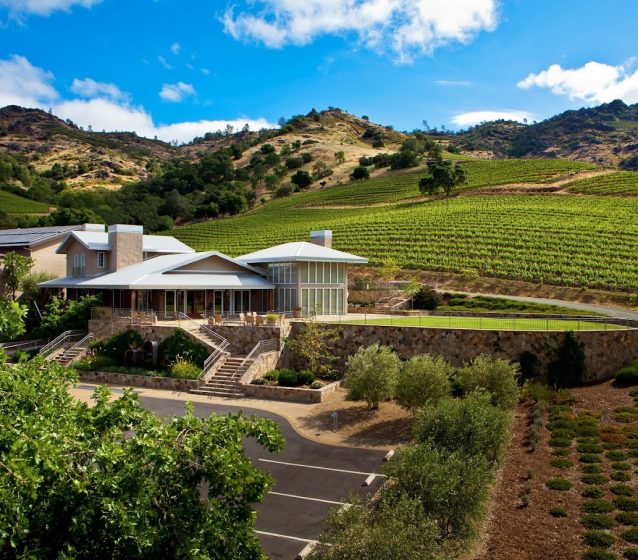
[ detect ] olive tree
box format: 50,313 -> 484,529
396,354 -> 453,411
454,354 -> 520,410
0,356 -> 284,559
345,344 -> 400,409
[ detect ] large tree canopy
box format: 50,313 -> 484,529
0,356 -> 284,559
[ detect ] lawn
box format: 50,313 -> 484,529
331,315 -> 623,331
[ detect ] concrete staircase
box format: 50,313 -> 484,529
50,333 -> 95,366
191,356 -> 253,398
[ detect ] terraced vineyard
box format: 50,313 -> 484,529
0,189 -> 50,214
298,159 -> 598,207
566,171 -> 638,195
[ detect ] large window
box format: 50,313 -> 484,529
274,288 -> 297,313
72,253 -> 86,276
302,262 -> 345,285
300,288 -> 344,316
267,262 -> 297,285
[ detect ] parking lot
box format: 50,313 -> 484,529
134,393 -> 387,559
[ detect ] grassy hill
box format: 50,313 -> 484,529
169,159 -> 638,293
0,189 -> 50,214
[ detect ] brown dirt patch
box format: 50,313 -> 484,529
298,387 -> 414,448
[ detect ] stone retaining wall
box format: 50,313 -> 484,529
79,370 -> 199,392
286,323 -> 638,382
242,381 -> 340,403
205,325 -> 281,354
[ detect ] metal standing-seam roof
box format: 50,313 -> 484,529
38,251 -> 274,290
238,242 -> 368,264
56,231 -> 195,254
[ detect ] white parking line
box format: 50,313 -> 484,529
269,491 -> 345,505
259,458 -> 384,477
255,530 -> 318,544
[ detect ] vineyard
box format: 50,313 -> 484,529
298,159 -> 599,207
168,158 -> 638,292
0,189 -> 50,214
566,171 -> 638,195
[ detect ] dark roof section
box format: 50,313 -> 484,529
0,225 -> 84,249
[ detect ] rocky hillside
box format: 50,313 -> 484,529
456,100 -> 638,168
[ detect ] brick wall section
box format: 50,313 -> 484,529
286,323 -> 638,382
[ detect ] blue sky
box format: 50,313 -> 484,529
1,0 -> 637,143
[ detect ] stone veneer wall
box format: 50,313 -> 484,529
285,322 -> 638,382
242,381 -> 340,403
79,371 -> 199,392
204,325 -> 281,354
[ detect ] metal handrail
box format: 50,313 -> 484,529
64,332 -> 95,356
233,338 -> 280,380
0,339 -> 49,355
177,312 -> 229,350
39,330 -> 85,357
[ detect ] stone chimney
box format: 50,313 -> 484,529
108,224 -> 143,271
310,230 -> 332,249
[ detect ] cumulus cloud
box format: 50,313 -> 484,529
222,0 -> 499,63
0,55 -> 275,144
0,0 -> 100,17
517,61 -> 638,105
159,82 -> 196,103
451,110 -> 534,127
70,78 -> 129,102
170,42 -> 181,55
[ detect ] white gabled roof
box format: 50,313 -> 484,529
39,251 -> 273,290
57,231 -> 195,254
238,241 -> 368,264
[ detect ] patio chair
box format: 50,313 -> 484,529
245,314 -> 254,326
215,313 -> 223,325
255,315 -> 264,326
239,312 -> 246,324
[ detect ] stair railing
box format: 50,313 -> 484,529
231,338 -> 280,381
62,332 -> 95,359
177,312 -> 230,352
39,330 -> 86,358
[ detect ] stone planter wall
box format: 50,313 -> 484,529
241,381 -> 340,403
239,351 -> 281,385
79,370 -> 199,392
287,322 -> 638,383
204,325 -> 282,354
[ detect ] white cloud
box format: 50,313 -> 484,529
222,0 -> 499,63
159,82 -> 196,103
70,78 -> 129,102
201,68 -> 210,75
0,0 -> 100,17
435,79 -> 472,87
517,61 -> 638,105
451,110 -> 534,127
0,54 -> 276,144
170,42 -> 181,55
158,55 -> 173,70
0,55 -> 58,107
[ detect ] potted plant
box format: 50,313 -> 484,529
293,306 -> 302,318
265,312 -> 279,325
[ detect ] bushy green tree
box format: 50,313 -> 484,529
0,355 -> 284,559
418,155 -> 467,198
454,355 -> 520,409
1,251 -> 33,300
0,299 -> 27,340
345,344 -> 400,409
310,495 -> 440,560
413,392 -> 510,466
34,295 -> 102,339
350,166 -> 370,181
396,355 -> 453,411
290,170 -> 313,189
383,442 -> 491,540
284,321 -> 339,379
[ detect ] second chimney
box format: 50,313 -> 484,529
108,224 -> 143,271
310,230 -> 332,249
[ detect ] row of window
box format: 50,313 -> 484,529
301,288 -> 345,316
267,262 -> 297,285
267,262 -> 346,285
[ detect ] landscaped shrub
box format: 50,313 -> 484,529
583,465 -> 604,474
583,487 -> 606,499
158,329 -> 208,367
553,448 -> 571,457
550,505 -> 568,517
623,549 -> 638,560
580,454 -> 603,464
618,513 -> 638,526
612,462 -> 632,471
624,528 -> 638,544
345,344 -> 400,409
549,437 -> 572,448
614,497 -> 638,512
453,355 -> 519,410
582,474 -> 610,485
550,458 -> 574,469
413,391 -> 509,466
546,478 -> 572,491
74,354 -> 116,371
412,287 -> 441,310
277,369 -> 315,387
612,485 -> 636,497
607,450 -> 629,460
583,500 -> 615,514
169,357 -> 201,379
612,472 -> 632,482
583,530 -> 615,548
35,295 -> 102,339
581,514 -> 617,529
579,443 -> 605,453
395,354 -> 452,411
615,359 -> 638,386
582,550 -> 617,560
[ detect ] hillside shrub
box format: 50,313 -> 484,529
412,287 -> 440,310
382,442 -> 492,540
549,506 -> 568,517
624,528 -> 638,544
624,549 -> 638,560
615,359 -> 638,386
453,355 -> 520,409
583,500 -> 615,514
345,344 -> 400,409
581,514 -> 617,529
583,530 -> 615,548
396,355 -> 452,411
618,512 -> 638,526
413,391 -> 509,466
158,329 -> 208,368
546,478 -> 572,491
613,472 -> 632,482
581,550 -> 617,560
612,462 -> 632,470
614,497 -> 638,512
612,485 -> 635,497
583,465 -> 604,474
350,166 -> 370,181
550,458 -> 574,469
583,487 -> 606,499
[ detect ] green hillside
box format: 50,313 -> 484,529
565,171 -> 638,195
168,159 -> 638,292
0,189 -> 50,214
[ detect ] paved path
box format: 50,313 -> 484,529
460,291 -> 638,321
78,385 -> 388,560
